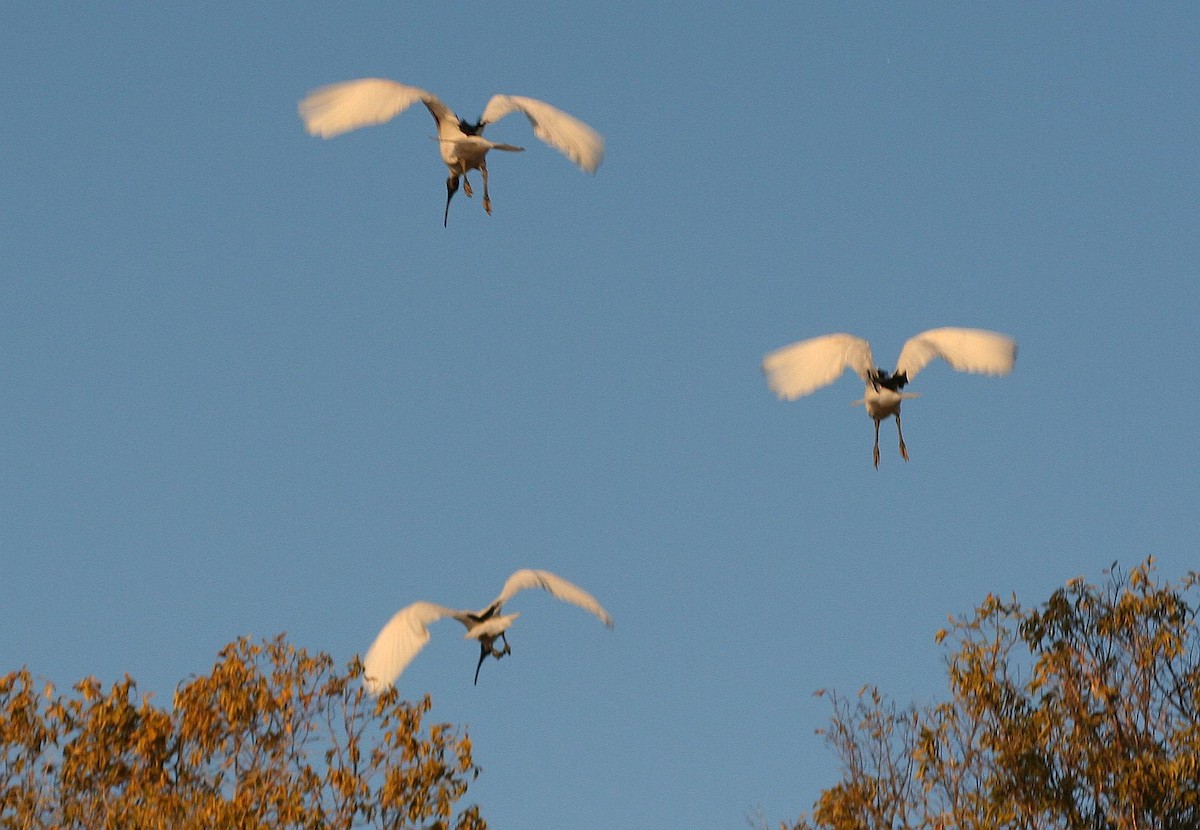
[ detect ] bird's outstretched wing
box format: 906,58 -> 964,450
762,333 -> 875,400
362,601 -> 464,694
489,569 -> 613,628
480,95 -> 604,173
894,328 -> 1017,381
299,78 -> 449,139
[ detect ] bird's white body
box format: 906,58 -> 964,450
857,384 -> 918,422
299,78 -> 603,225
363,569 -> 612,693
437,132 -> 501,175
465,612 -> 520,641
763,327 -> 1016,467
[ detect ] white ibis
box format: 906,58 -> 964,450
299,78 -> 604,225
362,569 -> 613,693
763,328 -> 1017,467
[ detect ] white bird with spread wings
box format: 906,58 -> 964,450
763,328 -> 1017,468
299,78 -> 604,225
363,569 -> 613,693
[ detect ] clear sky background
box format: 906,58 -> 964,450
2,3 -> 1197,827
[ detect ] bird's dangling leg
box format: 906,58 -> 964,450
444,175 -> 460,227
462,174 -> 474,198
873,419 -> 882,469
481,162 -> 492,215
895,413 -> 909,462
496,631 -> 511,657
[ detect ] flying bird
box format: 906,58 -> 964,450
362,569 -> 613,693
763,328 -> 1017,468
298,78 -> 604,225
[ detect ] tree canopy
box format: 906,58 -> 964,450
0,635 -> 485,829
783,559 -> 1200,830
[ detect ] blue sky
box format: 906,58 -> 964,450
2,3 -> 1197,827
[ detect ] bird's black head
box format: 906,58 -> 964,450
872,369 -> 909,391
459,119 -> 485,135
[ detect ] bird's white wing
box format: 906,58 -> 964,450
299,78 -> 446,139
762,333 -> 874,400
894,328 -> 1017,380
362,601 -> 463,694
480,95 -> 604,173
490,569 -> 613,628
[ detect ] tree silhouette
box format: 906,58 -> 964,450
0,635 -> 485,829
780,559 -> 1200,830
